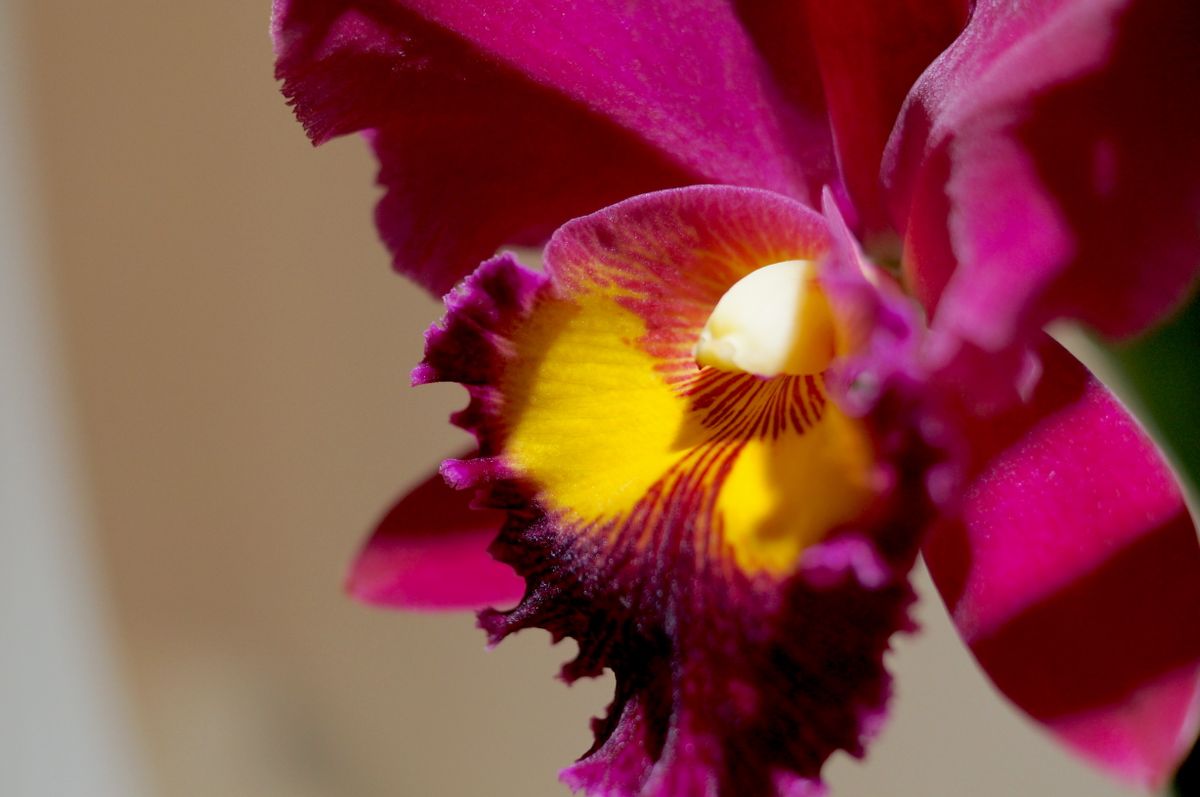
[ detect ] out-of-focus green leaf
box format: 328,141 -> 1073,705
1097,292 -> 1200,505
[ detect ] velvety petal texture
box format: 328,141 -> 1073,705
923,341 -> 1200,789
888,0 -> 1200,357
414,186 -> 942,796
348,466 -> 525,610
802,0 -> 967,236
277,1 -> 1200,790
273,0 -> 835,294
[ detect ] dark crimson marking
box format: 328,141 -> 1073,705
538,368 -> 834,582
681,368 -> 827,440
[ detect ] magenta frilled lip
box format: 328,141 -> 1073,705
356,185 -> 1196,795
410,187 -> 943,795
273,1 -> 1200,793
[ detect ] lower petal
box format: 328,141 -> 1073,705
347,465 -> 525,611
923,341 -> 1200,788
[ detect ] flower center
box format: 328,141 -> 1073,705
694,260 -> 836,377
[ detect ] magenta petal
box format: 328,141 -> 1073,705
888,0 -> 1200,348
415,187 -> 945,795
273,0 -> 691,294
923,342 -> 1200,788
803,0 -> 967,235
363,98 -> 692,297
274,0 -> 831,294
390,0 -> 827,198
347,465 -> 524,611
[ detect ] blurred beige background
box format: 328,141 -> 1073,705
3,1 -> 1146,795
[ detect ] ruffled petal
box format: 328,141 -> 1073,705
887,0 -> 1200,359
273,0 -> 833,294
347,465 -> 525,611
415,186 -> 942,796
923,341 -> 1200,789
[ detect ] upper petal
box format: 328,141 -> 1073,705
273,0 -> 833,294
923,340 -> 1200,789
802,0 -> 967,236
887,0 -> 1200,354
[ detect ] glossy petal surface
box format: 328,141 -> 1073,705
347,466 -> 524,610
923,341 -> 1200,789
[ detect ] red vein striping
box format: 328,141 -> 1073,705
681,368 -> 826,440
559,369 -> 830,575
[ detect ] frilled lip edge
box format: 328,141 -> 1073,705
410,187 -> 951,796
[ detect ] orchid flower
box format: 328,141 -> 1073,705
273,1 -> 1200,794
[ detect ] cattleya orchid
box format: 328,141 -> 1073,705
274,0 -> 1200,794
